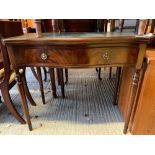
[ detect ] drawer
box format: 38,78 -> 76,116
13,46 -> 139,67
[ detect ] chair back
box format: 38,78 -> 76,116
137,19 -> 155,35
41,19 -> 108,33
0,20 -> 23,86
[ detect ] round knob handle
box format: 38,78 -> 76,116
41,53 -> 47,60
102,52 -> 109,60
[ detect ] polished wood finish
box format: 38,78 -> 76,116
118,67 -> 134,120
15,68 -> 32,131
131,48 -> 155,134
8,45 -> 139,68
3,32 -> 153,132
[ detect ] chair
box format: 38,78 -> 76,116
0,38 -> 36,124
118,19 -> 139,32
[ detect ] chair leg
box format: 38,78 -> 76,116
58,68 -> 65,98
49,68 -> 57,98
21,68 -> 36,106
109,67 -> 112,79
1,87 -> 26,124
64,69 -> 68,84
30,67 -> 38,81
113,67 -> 122,105
43,67 -> 47,82
36,67 -> 46,104
98,68 -> 102,80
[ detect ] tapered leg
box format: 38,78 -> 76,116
113,67 -> 122,105
15,69 -> 32,130
58,68 -> 65,98
36,67 -> 46,104
49,68 -> 57,98
22,68 -> 36,106
109,67 -> 112,79
64,69 -> 68,84
1,86 -> 26,124
123,70 -> 140,134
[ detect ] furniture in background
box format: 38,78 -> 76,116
117,19 -> 155,134
118,19 -> 139,32
131,48 -> 155,134
0,20 -> 46,123
0,38 -> 36,124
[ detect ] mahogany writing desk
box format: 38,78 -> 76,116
3,32 -> 154,133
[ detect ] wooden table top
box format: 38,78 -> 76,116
3,32 -> 155,45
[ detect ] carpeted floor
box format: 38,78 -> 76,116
0,68 -> 124,135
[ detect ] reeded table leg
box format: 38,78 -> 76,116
49,68 -> 57,98
15,69 -> 32,131
123,69 -> 140,134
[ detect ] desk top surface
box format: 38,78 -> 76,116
3,32 -> 155,45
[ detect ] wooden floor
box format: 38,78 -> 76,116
0,68 -> 124,135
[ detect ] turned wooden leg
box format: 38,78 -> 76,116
98,68 -> 102,80
96,68 -> 99,72
109,67 -> 112,79
64,69 -> 68,84
1,86 -> 26,124
123,70 -> 140,134
113,67 -> 122,105
36,67 -> 46,104
56,68 -> 61,85
58,68 -> 65,98
49,68 -> 57,98
15,69 -> 32,130
22,68 -> 36,106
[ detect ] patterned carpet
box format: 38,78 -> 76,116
0,68 -> 124,135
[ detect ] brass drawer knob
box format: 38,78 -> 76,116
41,53 -> 47,60
102,52 -> 109,60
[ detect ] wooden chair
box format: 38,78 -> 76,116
118,19 -> 139,32
0,38 -> 36,124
